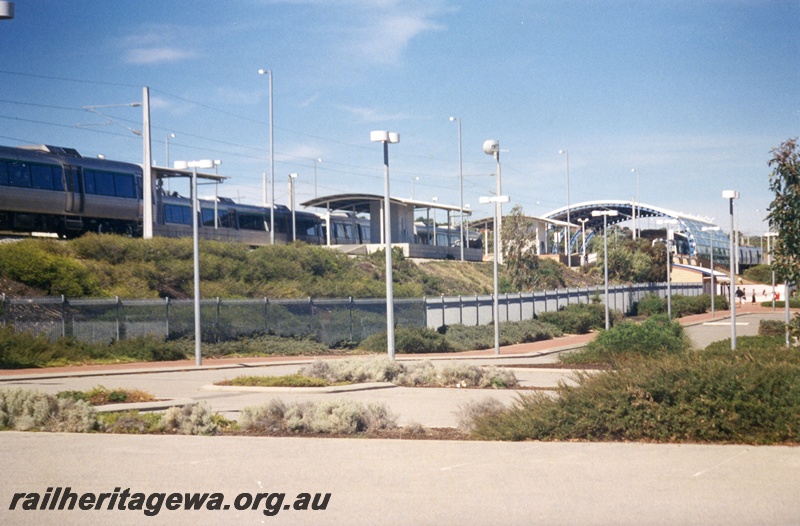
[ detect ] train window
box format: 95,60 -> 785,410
239,213 -> 268,231
335,223 -> 353,239
219,209 -> 234,228
94,171 -> 115,196
297,218 -> 317,237
0,160 -> 7,185
30,164 -> 55,190
7,162 -> 31,187
164,204 -> 193,225
201,208 -> 216,227
114,173 -> 136,198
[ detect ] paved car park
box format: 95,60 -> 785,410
1,306 -> 798,525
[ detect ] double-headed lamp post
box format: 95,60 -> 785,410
701,226 -> 720,318
174,159 -> 217,366
480,194 -> 511,356
371,131 -> 400,360
723,190 -> 740,350
591,210 -> 619,329
483,140 -> 503,264
450,116 -> 464,261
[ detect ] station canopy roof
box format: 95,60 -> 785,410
301,193 -> 471,215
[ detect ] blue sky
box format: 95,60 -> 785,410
0,0 -> 797,236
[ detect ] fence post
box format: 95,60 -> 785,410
459,295 -> 463,325
61,295 -> 66,339
1,292 -> 5,327
423,296 -> 428,329
349,296 -> 354,342
165,297 -> 170,339
308,297 -> 313,334
441,295 -> 446,327
115,296 -> 120,342
216,297 -> 221,343
264,297 -> 269,334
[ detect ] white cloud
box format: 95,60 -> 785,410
126,47 -> 198,65
337,104 -> 414,123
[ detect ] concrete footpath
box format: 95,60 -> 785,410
1,305 -> 798,525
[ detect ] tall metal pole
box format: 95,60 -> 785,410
191,165 -> 201,366
560,150 -> 571,267
603,213 -> 610,330
725,192 -> 738,350
492,198 -> 500,355
383,141 -> 394,360
258,69 -> 274,244
451,117 -> 464,261
142,87 -> 153,239
372,131 -> 399,360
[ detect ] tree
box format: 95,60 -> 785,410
501,205 -> 565,290
767,138 -> 800,284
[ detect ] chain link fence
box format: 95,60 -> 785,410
1,282 -> 701,346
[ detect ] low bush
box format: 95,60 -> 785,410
56,386 -> 156,405
759,320 -> 787,337
760,298 -> 800,309
0,388 -> 96,432
537,303 -> 609,334
97,411 -> 163,434
239,398 -> 397,435
635,294 -> 665,317
469,337 -> 800,444
562,315 -> 689,365
218,374 -> 330,388
297,357 -> 519,388
160,402 -> 218,435
358,327 -> 453,354
442,319 -> 561,352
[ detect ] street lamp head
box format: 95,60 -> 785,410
0,2 -> 14,19
258,69 -> 270,75
559,149 -> 567,155
483,139 -> 499,156
722,190 -> 740,200
370,130 -> 400,143
289,173 -> 298,179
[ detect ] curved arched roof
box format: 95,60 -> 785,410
542,199 -> 728,259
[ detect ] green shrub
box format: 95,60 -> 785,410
743,264 -> 774,284
98,411 -> 163,434
299,357 -> 404,384
759,320 -> 787,337
0,388 -> 96,432
563,315 -> 689,365
442,319 -> 561,352
358,327 -> 453,354
0,240 -> 98,296
635,294 -> 665,317
537,303 -> 609,334
470,339 -> 800,444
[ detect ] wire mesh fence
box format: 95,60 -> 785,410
1,282 -> 701,346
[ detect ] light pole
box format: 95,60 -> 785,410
450,116 -> 464,261
257,69 -> 275,244
701,226 -> 720,318
577,218 -> 589,265
371,131 -> 400,361
410,176 -> 419,200
174,159 -> 216,366
559,150 -> 571,267
480,194 -> 510,356
432,196 -> 438,246
483,140 -> 503,264
631,168 -> 640,240
657,219 -> 678,319
723,190 -> 740,350
592,210 -> 619,329
289,173 -> 298,241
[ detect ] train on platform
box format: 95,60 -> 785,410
0,144 -> 479,250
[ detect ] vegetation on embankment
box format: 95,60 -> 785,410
0,234 -> 598,299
